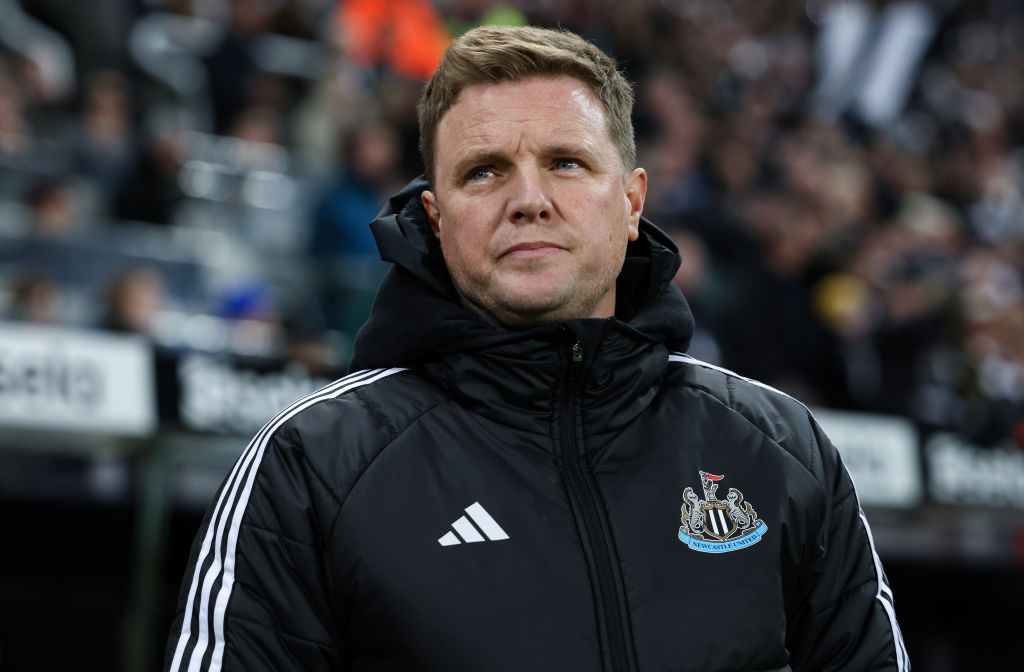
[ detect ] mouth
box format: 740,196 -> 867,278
500,241 -> 566,259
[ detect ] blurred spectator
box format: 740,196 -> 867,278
308,120 -> 400,332
217,277 -> 285,356
282,316 -> 337,376
722,191 -> 834,405
113,124 -> 186,225
99,265 -> 166,335
0,54 -> 32,157
636,67 -> 712,222
7,273 -> 62,324
955,246 -> 1024,441
291,34 -> 365,176
203,0 -> 274,134
670,228 -> 726,366
227,102 -> 282,145
337,0 -> 451,79
24,176 -> 78,238
72,68 -> 134,193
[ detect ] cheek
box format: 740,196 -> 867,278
439,212 -> 488,272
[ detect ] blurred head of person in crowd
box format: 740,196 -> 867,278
100,266 -> 165,335
75,69 -> 134,190
228,0 -> 277,38
0,56 -> 32,156
228,103 -> 283,146
346,119 -> 401,188
311,118 -> 403,256
7,274 -> 62,324
307,118 -> 402,332
113,122 -> 186,225
24,176 -> 78,238
282,317 -> 337,376
218,277 -> 285,356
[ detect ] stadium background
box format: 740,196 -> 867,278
1,0 -> 1022,669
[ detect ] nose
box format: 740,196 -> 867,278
507,166 -> 552,222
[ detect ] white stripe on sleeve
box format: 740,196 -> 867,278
168,367 -> 405,672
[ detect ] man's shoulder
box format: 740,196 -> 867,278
268,367 -> 447,461
665,352 -> 823,470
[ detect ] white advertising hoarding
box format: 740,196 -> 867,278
814,408 -> 923,508
927,433 -> 1024,509
0,322 -> 156,436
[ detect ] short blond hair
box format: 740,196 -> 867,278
417,25 -> 636,186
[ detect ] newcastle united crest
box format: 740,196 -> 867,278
678,471 -> 767,553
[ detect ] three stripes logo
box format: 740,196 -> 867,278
438,502 -> 509,546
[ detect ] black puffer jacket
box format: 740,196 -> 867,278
165,177 -> 909,671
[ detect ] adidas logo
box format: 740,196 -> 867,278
437,502 -> 509,546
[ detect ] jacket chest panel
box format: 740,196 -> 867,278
331,395 -> 812,671
334,417 -> 602,670
584,398 -> 816,670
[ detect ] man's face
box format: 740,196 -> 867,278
422,75 -> 646,328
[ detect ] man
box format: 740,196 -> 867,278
166,25 -> 909,671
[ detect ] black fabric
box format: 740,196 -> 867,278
165,177 -> 908,672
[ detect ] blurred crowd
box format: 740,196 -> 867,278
1,0 -> 1023,445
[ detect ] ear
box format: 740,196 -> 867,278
624,168 -> 647,242
421,190 -> 441,237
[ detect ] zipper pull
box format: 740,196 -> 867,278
571,340 -> 583,363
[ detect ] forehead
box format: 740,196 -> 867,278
436,75 -> 612,158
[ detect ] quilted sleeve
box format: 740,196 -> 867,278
163,426 -> 347,672
785,417 -> 911,672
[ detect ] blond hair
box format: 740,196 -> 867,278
417,25 -> 636,185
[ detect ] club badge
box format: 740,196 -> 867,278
678,471 -> 767,553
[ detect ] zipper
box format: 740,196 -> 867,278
557,336 -> 634,672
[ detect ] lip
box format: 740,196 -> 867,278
500,241 -> 566,259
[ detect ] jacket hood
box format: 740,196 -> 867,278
349,175 -> 694,371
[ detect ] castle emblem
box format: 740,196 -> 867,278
678,471 -> 767,553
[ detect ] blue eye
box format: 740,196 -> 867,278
555,159 -> 580,170
468,168 -> 493,180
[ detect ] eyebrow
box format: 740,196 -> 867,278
451,143 -> 596,179
452,150 -> 508,179
542,144 -> 592,159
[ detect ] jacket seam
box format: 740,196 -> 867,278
289,390 -> 410,509
241,520 -> 317,547
356,391 -> 401,444
225,612 -> 337,648
326,397 -> 450,534
831,486 -> 857,512
807,576 -> 877,619
666,380 -> 819,482
805,409 -> 818,477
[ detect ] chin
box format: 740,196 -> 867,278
497,294 -> 605,328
